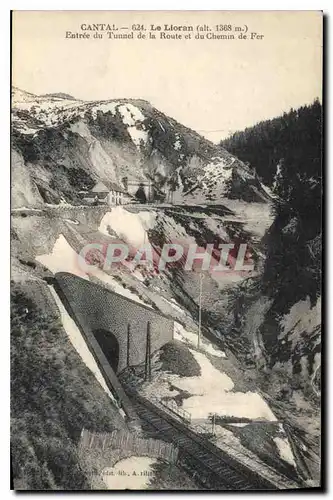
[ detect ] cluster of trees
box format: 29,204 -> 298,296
220,99 -> 322,193
260,101 -> 322,311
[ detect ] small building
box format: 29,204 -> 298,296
81,181 -> 131,206
122,177 -> 153,203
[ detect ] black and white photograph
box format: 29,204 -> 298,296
10,10 -> 323,491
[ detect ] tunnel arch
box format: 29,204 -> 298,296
54,272 -> 174,373
93,329 -> 120,373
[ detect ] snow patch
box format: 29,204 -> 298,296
129,127 -> 148,147
133,270 -> 146,282
13,90 -> 84,129
98,207 -> 156,247
118,103 -> 145,126
12,207 -> 43,212
178,350 -> 276,421
204,218 -> 229,242
260,181 -> 276,199
37,232 -> 151,307
174,139 -> 182,151
70,121 -> 118,180
174,322 -> 226,358
229,423 -> 250,428
183,156 -> 235,203
273,437 -> 297,468
91,102 -> 118,120
220,199 -> 274,239
273,162 -> 283,191
279,296 -> 321,343
48,285 -> 116,402
64,218 -> 80,225
158,120 -> 165,132
118,104 -> 148,148
198,157 -> 233,191
156,348 -> 276,421
160,297 -> 186,317
128,127 -> 148,147
103,457 -> 156,490
36,234 -> 88,278
282,217 -> 298,235
59,198 -> 73,207
69,121 -> 92,140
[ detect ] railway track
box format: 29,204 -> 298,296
125,389 -> 286,491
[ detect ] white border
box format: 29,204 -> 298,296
3,1 -> 332,10
3,0 -> 331,11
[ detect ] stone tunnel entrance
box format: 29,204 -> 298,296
54,272 -> 175,373
93,329 -> 120,373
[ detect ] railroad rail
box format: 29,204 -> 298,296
123,386 -> 301,491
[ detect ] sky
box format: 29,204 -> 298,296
12,11 -> 322,142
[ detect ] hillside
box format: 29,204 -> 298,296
10,89 -> 321,489
11,280 -> 128,490
219,101 -> 322,483
11,87 -> 270,208
220,100 -> 322,189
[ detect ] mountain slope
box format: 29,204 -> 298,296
11,88 -> 321,487
11,87 -> 270,207
11,280 -> 127,489
218,102 -> 322,484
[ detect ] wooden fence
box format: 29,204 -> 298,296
79,428 -> 178,465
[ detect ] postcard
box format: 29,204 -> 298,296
11,10 -> 322,491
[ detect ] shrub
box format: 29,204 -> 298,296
159,341 -> 201,378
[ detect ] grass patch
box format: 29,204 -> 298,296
11,281 -> 126,490
222,422 -> 299,480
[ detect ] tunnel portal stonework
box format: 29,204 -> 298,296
54,272 -> 174,374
